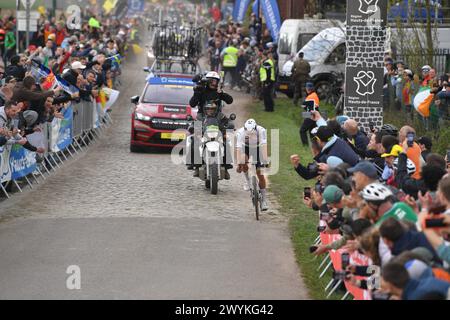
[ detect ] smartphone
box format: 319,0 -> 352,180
304,187 -> 311,199
309,246 -> 318,253
407,132 -> 415,147
341,252 -> 350,270
301,111 -> 311,119
424,218 -> 447,229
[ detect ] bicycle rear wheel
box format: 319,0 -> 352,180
252,176 -> 260,221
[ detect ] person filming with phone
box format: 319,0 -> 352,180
300,82 -> 320,146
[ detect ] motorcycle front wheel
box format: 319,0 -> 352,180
210,165 -> 218,195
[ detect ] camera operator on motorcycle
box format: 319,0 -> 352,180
187,72 -> 234,178
236,119 -> 270,211
187,99 -> 235,180
189,71 -> 233,120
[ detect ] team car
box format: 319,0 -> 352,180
130,73 -> 197,152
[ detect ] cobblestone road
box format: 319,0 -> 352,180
0,57 -> 308,299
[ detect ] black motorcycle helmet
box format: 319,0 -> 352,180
204,100 -> 219,117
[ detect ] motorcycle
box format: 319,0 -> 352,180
186,103 -> 236,195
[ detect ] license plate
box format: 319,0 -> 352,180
279,84 -> 288,90
161,132 -> 186,140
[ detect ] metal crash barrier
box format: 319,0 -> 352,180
0,98 -> 115,199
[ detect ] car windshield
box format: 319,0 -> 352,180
301,28 -> 344,62
143,84 -> 193,105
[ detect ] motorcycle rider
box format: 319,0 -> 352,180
191,99 -> 234,179
236,119 -> 269,211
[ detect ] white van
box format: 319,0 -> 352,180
277,19 -> 344,73
277,27 -> 346,99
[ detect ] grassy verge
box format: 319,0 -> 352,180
248,97 -> 339,300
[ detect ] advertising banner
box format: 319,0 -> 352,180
260,0 -> 281,42
232,0 -> 251,23
0,145 -> 12,183
50,104 -> 73,152
344,0 -> 388,128
10,144 -> 37,180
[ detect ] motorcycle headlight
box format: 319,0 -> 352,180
135,113 -> 151,121
206,129 -> 219,139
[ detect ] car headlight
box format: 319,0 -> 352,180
135,113 -> 151,121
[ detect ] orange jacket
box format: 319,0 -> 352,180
305,91 -> 320,109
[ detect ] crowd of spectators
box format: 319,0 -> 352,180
205,12 -> 278,98
290,106 -> 450,299
383,56 -> 450,130
0,9 -> 136,154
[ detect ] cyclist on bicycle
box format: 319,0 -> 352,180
236,119 -> 269,211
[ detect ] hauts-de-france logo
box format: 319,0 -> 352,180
353,71 -> 377,96
358,0 -> 379,14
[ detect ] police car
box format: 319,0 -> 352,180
130,74 -> 197,152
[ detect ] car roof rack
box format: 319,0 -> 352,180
148,23 -> 206,60
149,57 -> 201,76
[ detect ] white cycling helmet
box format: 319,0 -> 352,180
360,183 -> 393,202
205,71 -> 221,81
393,158 -> 416,175
244,119 -> 257,133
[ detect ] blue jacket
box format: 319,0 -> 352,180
314,136 -> 360,167
392,230 -> 441,263
402,278 -> 450,300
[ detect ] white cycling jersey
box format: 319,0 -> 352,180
236,125 -> 267,149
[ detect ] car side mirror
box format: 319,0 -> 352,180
143,67 -> 150,73
229,113 -> 236,121
131,95 -> 140,105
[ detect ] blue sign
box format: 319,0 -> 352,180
9,144 -> 37,180
388,0 -> 443,22
127,0 -> 145,16
260,0 -> 281,42
52,105 -> 73,152
148,77 -> 194,86
233,0 -> 252,23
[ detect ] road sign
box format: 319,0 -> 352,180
18,19 -> 38,32
17,10 -> 40,19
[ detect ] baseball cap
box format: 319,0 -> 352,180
322,185 -> 344,205
417,136 -> 432,149
336,115 -> 349,126
326,156 -> 344,168
315,126 -> 334,143
422,65 -> 431,71
347,161 -> 378,179
71,61 -> 86,70
305,82 -> 314,89
404,259 -> 431,280
381,144 -> 403,158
